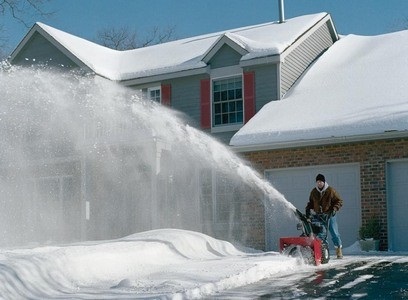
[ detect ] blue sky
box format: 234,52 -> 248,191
2,0 -> 408,54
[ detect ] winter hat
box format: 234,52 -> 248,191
316,174 -> 325,182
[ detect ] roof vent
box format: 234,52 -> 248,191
278,0 -> 285,23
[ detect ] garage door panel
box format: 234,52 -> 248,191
265,164 -> 361,251
388,160 -> 408,251
337,172 -> 358,187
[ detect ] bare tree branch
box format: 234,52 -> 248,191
0,0 -> 53,57
0,24 -> 7,59
141,25 -> 176,47
96,26 -> 138,50
96,25 -> 177,50
0,0 -> 53,28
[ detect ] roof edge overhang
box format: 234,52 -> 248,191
237,14 -> 339,68
9,23 -> 39,61
121,65 -> 210,86
240,54 -> 281,67
202,34 -> 249,64
280,13 -> 338,62
230,130 -> 408,153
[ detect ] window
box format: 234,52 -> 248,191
148,86 -> 161,103
212,77 -> 243,126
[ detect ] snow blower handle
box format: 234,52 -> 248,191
294,208 -> 314,237
294,208 -> 309,223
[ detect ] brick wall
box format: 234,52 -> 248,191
238,137 -> 408,250
240,191 -> 265,249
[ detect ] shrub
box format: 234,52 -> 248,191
359,218 -> 381,240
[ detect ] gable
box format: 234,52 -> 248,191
9,13 -> 336,82
280,19 -> 336,97
11,31 -> 79,68
207,44 -> 243,69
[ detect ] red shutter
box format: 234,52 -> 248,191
200,78 -> 211,129
161,84 -> 171,106
243,71 -> 255,123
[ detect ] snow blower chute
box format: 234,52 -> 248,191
280,208 -> 331,266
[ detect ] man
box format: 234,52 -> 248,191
306,174 -> 344,258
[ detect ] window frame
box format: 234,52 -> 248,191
147,86 -> 161,103
210,67 -> 244,133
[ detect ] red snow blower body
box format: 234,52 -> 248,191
279,209 -> 331,266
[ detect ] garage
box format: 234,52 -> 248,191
264,163 -> 361,251
387,160 -> 408,251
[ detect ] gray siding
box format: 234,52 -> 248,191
208,44 -> 242,69
170,75 -> 241,144
245,65 -> 279,110
281,21 -> 334,97
13,32 -> 79,68
169,74 -> 208,128
135,74 -> 240,144
133,65 -> 279,144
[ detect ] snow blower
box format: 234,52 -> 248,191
279,208 -> 331,266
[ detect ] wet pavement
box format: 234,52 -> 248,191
216,255 -> 408,299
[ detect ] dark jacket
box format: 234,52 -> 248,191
306,183 -> 343,215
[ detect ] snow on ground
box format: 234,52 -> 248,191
0,229 -> 298,299
0,229 -> 406,299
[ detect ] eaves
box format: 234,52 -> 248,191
230,130 -> 408,153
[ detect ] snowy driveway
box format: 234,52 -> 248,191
218,255 -> 408,299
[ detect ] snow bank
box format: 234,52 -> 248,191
0,229 -> 298,298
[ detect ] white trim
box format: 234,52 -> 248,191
202,35 -> 248,64
210,66 -> 242,79
277,62 -> 282,99
239,55 -> 281,67
121,66 -> 209,86
230,131 -> 408,152
147,85 -> 161,103
210,70 -> 244,133
211,124 -> 243,133
10,24 -> 90,70
280,14 -> 334,61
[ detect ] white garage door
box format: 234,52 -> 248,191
387,160 -> 408,251
264,163 -> 361,251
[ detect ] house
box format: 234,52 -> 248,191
5,13 -> 340,249
231,30 -> 408,251
7,7 -> 408,252
9,13 -> 338,144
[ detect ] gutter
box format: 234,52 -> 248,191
230,130 -> 408,153
121,65 -> 210,86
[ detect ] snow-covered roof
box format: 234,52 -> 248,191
23,13 -> 329,81
230,29 -> 408,149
